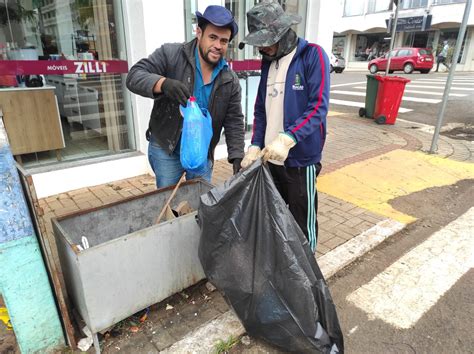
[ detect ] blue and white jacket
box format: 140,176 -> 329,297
251,38 -> 330,168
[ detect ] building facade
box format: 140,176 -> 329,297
0,0 -> 334,198
332,0 -> 474,71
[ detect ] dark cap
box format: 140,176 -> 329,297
196,5 -> 238,40
241,1 -> 301,48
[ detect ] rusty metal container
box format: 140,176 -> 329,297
52,180 -> 211,334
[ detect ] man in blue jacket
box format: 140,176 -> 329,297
240,1 -> 330,252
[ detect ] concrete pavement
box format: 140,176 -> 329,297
1,110 -> 472,353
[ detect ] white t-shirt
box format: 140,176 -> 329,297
264,47 -> 297,166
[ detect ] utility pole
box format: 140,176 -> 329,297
430,0 -> 472,153
385,0 -> 401,76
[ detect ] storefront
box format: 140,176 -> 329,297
0,0 -> 319,198
0,0 -> 136,168
334,0 -> 474,71
353,32 -> 392,61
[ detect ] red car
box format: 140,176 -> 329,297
368,47 -> 434,74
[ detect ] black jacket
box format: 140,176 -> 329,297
126,39 -> 245,163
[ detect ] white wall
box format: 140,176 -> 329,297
123,0 -> 186,155
32,154 -> 150,199
430,2 -> 474,27
142,0 -> 186,55
305,0 -> 339,55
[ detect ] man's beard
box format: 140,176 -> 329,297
199,44 -> 222,66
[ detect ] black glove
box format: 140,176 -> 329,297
161,78 -> 191,106
232,158 -> 242,175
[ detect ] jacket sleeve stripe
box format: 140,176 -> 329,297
291,44 -> 326,134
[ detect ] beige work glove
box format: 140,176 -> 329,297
241,145 -> 262,169
262,133 -> 296,163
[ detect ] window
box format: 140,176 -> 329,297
437,28 -> 468,64
344,0 -> 365,16
367,0 -> 392,13
0,0 -> 134,168
354,33 -> 392,61
397,49 -> 413,56
332,36 -> 346,56
401,0 -> 428,9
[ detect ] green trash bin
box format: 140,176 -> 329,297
359,74 -> 379,118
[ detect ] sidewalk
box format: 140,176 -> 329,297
2,111 -> 472,353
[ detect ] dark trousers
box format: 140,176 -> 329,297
436,56 -> 449,71
268,162 -> 322,252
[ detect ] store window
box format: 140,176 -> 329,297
437,28 -> 468,64
354,33 -> 391,61
344,0 -> 365,17
332,36 -> 346,56
367,0 -> 392,14
0,0 -> 134,168
401,0 -> 428,9
403,31 -> 435,49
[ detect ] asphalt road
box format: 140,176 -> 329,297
328,179 -> 474,354
329,71 -> 474,127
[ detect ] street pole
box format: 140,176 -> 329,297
429,0 -> 472,153
385,0 -> 401,76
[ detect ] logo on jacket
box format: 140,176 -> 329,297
292,73 -> 304,91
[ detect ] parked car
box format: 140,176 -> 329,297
330,53 -> 345,73
368,47 -> 434,74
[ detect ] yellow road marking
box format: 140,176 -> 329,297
319,150 -> 474,223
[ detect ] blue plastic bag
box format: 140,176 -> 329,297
179,97 -> 212,171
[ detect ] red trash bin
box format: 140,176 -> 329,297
373,76 -> 410,125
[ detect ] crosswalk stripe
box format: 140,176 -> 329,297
331,81 -> 367,88
413,80 -> 474,86
401,89 -> 466,97
346,207 -> 474,329
415,79 -> 474,83
329,98 -> 412,113
407,85 -> 474,91
352,86 -> 467,97
331,90 -> 441,104
331,90 -> 367,97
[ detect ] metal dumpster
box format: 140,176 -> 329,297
52,180 -> 212,336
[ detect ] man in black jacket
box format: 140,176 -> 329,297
126,5 -> 245,188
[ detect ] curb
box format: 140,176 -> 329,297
161,219 -> 407,353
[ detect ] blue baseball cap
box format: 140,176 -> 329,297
196,5 -> 238,40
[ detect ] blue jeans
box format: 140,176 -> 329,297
148,137 -> 213,188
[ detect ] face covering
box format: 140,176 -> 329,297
260,28 -> 298,62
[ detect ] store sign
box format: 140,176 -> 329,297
0,60 -> 129,76
229,59 -> 262,72
386,15 -> 432,32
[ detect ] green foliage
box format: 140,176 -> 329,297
214,335 -> 240,354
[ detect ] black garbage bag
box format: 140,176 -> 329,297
198,161 -> 344,353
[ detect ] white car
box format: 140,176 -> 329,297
330,53 -> 345,73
